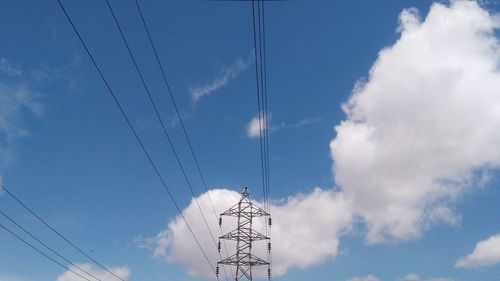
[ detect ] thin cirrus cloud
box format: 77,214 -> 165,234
136,188 -> 352,278
246,114 -> 321,138
0,57 -> 44,173
55,263 -> 131,281
399,274 -> 421,281
190,56 -> 252,103
0,58 -> 22,77
398,274 -> 456,281
0,56 -> 81,176
0,274 -> 26,281
347,275 -> 380,281
330,0 -> 500,243
456,234 -> 500,268
347,275 -> 456,281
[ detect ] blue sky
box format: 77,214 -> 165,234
1,1 -> 500,281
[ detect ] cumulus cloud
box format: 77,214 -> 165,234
330,1 -> 500,243
456,234 -> 500,268
55,263 -> 130,281
347,275 -> 380,281
190,56 -> 251,103
137,1 -> 500,278
246,114 -> 267,138
136,188 -> 352,278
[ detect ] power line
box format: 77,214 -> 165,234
104,0 -> 220,253
260,1 -> 273,275
261,9 -> 273,276
0,183 -> 124,281
260,0 -> 271,214
56,0 -> 216,275
132,0 -> 215,208
0,222 -> 91,281
258,0 -> 270,214
0,209 -> 103,281
251,0 -> 269,212
132,0 -> 223,239
252,0 -> 273,278
103,1 -> 225,279
131,1 -> 234,279
252,0 -> 271,221
254,0 -> 271,224
256,0 -> 272,222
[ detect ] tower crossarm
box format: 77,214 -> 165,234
220,228 -> 269,241
221,200 -> 269,218
218,253 -> 270,267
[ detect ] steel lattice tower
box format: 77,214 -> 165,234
217,187 -> 271,281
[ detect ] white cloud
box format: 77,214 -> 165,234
55,263 -> 130,281
137,188 -> 352,278
330,1 -> 500,243
347,275 -> 380,281
246,114 -> 267,138
190,56 -> 251,103
138,1 -> 500,278
246,115 -> 321,138
456,234 -> 500,268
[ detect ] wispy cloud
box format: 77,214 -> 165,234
55,263 -> 131,281
347,275 -> 380,281
399,274 -> 421,281
0,274 -> 25,281
0,59 -> 44,172
30,55 -> 82,92
0,56 -> 80,176
398,274 -> 456,281
271,116 -> 322,133
246,114 -> 322,138
0,58 -> 22,77
190,56 -> 252,103
49,22 -> 58,41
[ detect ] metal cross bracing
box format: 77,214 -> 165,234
217,187 -> 272,281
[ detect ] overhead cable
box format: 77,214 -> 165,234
56,0 -> 216,274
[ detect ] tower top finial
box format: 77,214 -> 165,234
242,186 -> 249,197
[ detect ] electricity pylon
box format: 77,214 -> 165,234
217,187 -> 271,281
